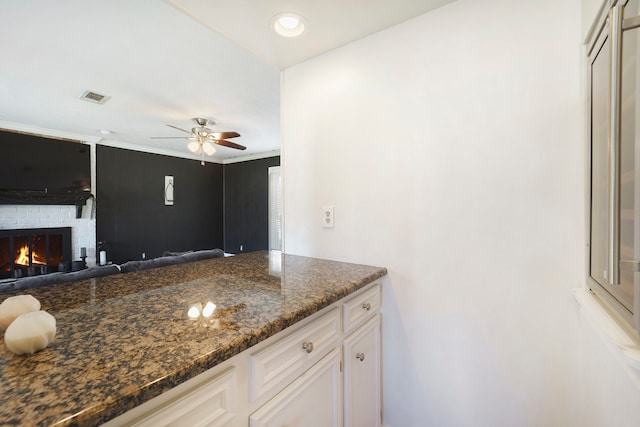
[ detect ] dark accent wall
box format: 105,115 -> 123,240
0,130 -> 93,213
224,156 -> 280,254
96,146 -> 223,264
0,129 -> 91,193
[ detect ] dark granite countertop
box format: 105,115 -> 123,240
0,251 -> 386,426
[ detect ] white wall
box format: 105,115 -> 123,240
283,0 -> 640,425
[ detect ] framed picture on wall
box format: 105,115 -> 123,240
164,175 -> 174,205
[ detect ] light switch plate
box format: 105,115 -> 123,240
323,206 -> 334,228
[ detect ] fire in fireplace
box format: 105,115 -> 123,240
0,227 -> 71,279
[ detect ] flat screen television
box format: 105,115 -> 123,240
0,129 -> 91,193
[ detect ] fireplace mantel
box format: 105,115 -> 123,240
0,190 -> 93,218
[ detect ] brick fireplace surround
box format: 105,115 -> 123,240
0,204 -> 96,272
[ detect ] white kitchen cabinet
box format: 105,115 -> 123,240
248,283 -> 381,427
249,348 -> 342,427
103,281 -> 383,427
343,315 -> 381,427
102,367 -> 239,427
343,283 -> 381,334
249,308 -> 340,403
134,368 -> 237,427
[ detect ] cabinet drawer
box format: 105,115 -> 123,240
250,349 -> 342,427
343,282 -> 381,334
132,368 -> 237,427
249,308 -> 340,402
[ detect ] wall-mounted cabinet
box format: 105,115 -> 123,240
587,0 -> 640,332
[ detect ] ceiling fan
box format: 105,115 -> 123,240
152,118 -> 246,163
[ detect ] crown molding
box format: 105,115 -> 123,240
0,121 -> 101,144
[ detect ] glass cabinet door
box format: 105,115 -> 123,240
588,0 -> 640,328
589,29 -> 611,292
619,0 -> 640,317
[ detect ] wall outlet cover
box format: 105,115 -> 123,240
323,206 -> 334,228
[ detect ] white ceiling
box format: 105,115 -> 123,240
0,0 -> 455,163
168,0 -> 457,69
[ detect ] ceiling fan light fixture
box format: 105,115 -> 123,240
202,141 -> 216,156
193,117 -> 211,127
152,118 -> 246,158
272,13 -> 305,37
187,140 -> 201,154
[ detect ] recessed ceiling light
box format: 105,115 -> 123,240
279,16 -> 300,30
271,13 -> 305,37
100,129 -> 112,135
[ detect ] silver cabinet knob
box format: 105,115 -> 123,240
356,352 -> 365,362
362,302 -> 371,311
302,341 -> 314,353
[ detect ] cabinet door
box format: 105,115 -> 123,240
250,348 -> 341,427
132,368 -> 237,427
250,308 -> 340,403
343,315 -> 380,427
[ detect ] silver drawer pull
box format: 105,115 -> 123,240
362,302 -> 371,311
356,352 -> 365,362
302,341 -> 314,353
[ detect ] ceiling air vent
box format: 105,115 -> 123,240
80,90 -> 110,104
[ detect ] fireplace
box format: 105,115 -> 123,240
0,227 -> 72,279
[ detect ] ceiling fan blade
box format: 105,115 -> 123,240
210,131 -> 240,139
213,139 -> 246,150
166,124 -> 193,135
150,136 -> 191,139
